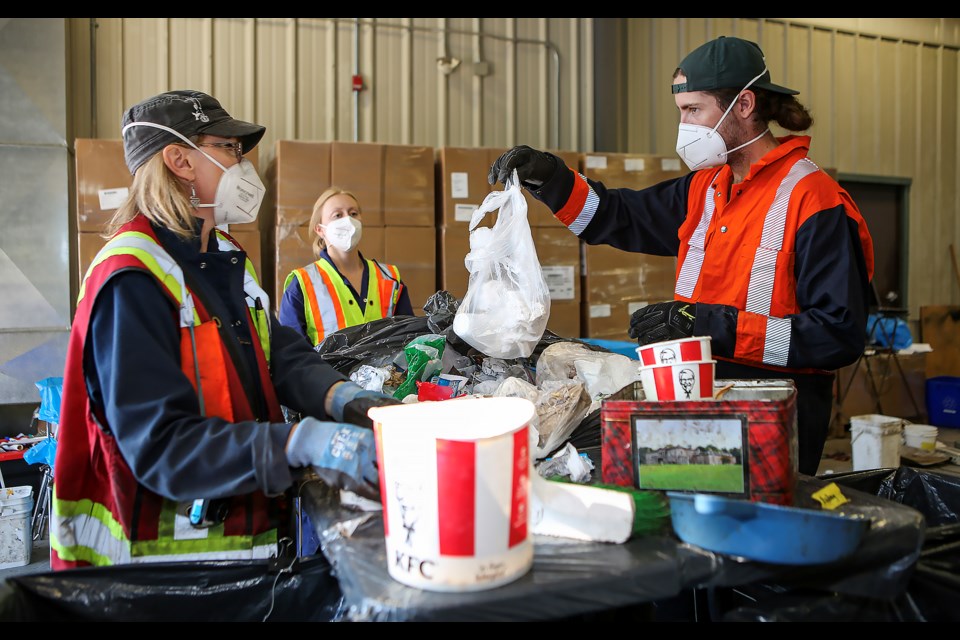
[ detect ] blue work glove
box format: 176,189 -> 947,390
286,417 -> 379,500
487,145 -> 558,189
629,301 -> 696,345
330,381 -> 400,429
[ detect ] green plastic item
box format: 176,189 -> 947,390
393,334 -> 446,400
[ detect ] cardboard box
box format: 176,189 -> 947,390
383,226 -> 438,315
920,305 -> 960,377
581,152 -> 687,190
437,147 -> 581,228
331,141 -> 385,227
75,139 -> 131,233
834,352 -> 928,429
273,224 -> 385,307
581,245 -> 676,340
383,145 -> 436,226
546,299 -> 581,339
78,231 -> 108,280
576,153 -> 686,340
273,140 -> 332,227
438,225 -> 472,300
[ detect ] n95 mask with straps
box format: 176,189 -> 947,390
121,121 -> 266,226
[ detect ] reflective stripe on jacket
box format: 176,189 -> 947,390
283,256 -> 402,347
52,216 -> 284,569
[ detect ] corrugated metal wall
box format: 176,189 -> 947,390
65,17 -> 960,318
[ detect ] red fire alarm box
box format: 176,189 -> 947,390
352,74 -> 364,92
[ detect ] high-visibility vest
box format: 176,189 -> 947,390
51,216 -> 285,569
673,152 -> 874,373
284,256 -> 403,347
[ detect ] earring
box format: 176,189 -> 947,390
189,183 -> 200,208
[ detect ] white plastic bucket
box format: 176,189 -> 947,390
369,396 -> 535,592
638,360 -> 716,401
0,486 -> 34,570
904,423 -> 939,451
850,414 -> 903,470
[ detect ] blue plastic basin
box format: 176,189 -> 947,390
667,492 -> 870,565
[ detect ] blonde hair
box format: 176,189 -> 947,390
309,186 -> 361,257
105,148 -> 196,239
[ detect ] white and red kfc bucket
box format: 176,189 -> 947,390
639,360 -> 716,401
369,396 -> 535,592
636,336 -> 712,367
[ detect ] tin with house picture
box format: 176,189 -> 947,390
601,380 -> 799,506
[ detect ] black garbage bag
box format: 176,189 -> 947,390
715,466 -> 960,622
0,556 -> 343,622
315,290 -> 578,378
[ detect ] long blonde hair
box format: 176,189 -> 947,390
309,186 -> 361,257
104,146 -> 197,239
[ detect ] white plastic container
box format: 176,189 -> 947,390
850,414 -> 903,471
0,486 -> 34,569
903,423 -> 939,451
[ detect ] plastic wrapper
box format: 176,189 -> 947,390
536,341 -> 641,401
35,376 -> 63,426
536,442 -> 595,483
393,334 -> 445,400
532,379 -> 592,460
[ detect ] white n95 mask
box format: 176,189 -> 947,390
320,216 -> 363,252
204,158 -> 266,226
674,65 -> 771,171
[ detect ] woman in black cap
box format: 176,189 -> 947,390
51,90 -> 398,570
488,36 -> 875,479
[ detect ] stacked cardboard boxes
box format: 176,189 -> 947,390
269,141 -> 436,315
74,139 -> 262,283
437,147 -> 583,339
580,153 -> 687,341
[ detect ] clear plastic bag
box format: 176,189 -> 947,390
452,171 -> 551,359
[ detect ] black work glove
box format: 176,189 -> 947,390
329,381 -> 402,430
487,145 -> 558,189
628,302 -> 696,345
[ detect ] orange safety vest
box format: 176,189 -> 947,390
283,256 -> 403,347
672,136 -> 875,373
51,216 -> 285,569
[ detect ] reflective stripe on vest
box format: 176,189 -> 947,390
673,159 -> 819,368
745,159 -> 819,367
286,258 -> 401,347
51,487 -> 276,566
675,170 -> 723,299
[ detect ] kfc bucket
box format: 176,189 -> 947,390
639,360 -> 715,401
636,336 -> 712,367
369,396 -> 535,592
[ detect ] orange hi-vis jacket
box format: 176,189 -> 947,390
52,216 -> 285,569
532,136 -> 875,376
283,256 -> 403,347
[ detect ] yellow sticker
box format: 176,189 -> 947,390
811,482 -> 850,510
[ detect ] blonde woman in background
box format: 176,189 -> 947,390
279,187 -> 413,348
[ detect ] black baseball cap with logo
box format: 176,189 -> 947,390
671,36 -> 799,96
120,89 -> 265,175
